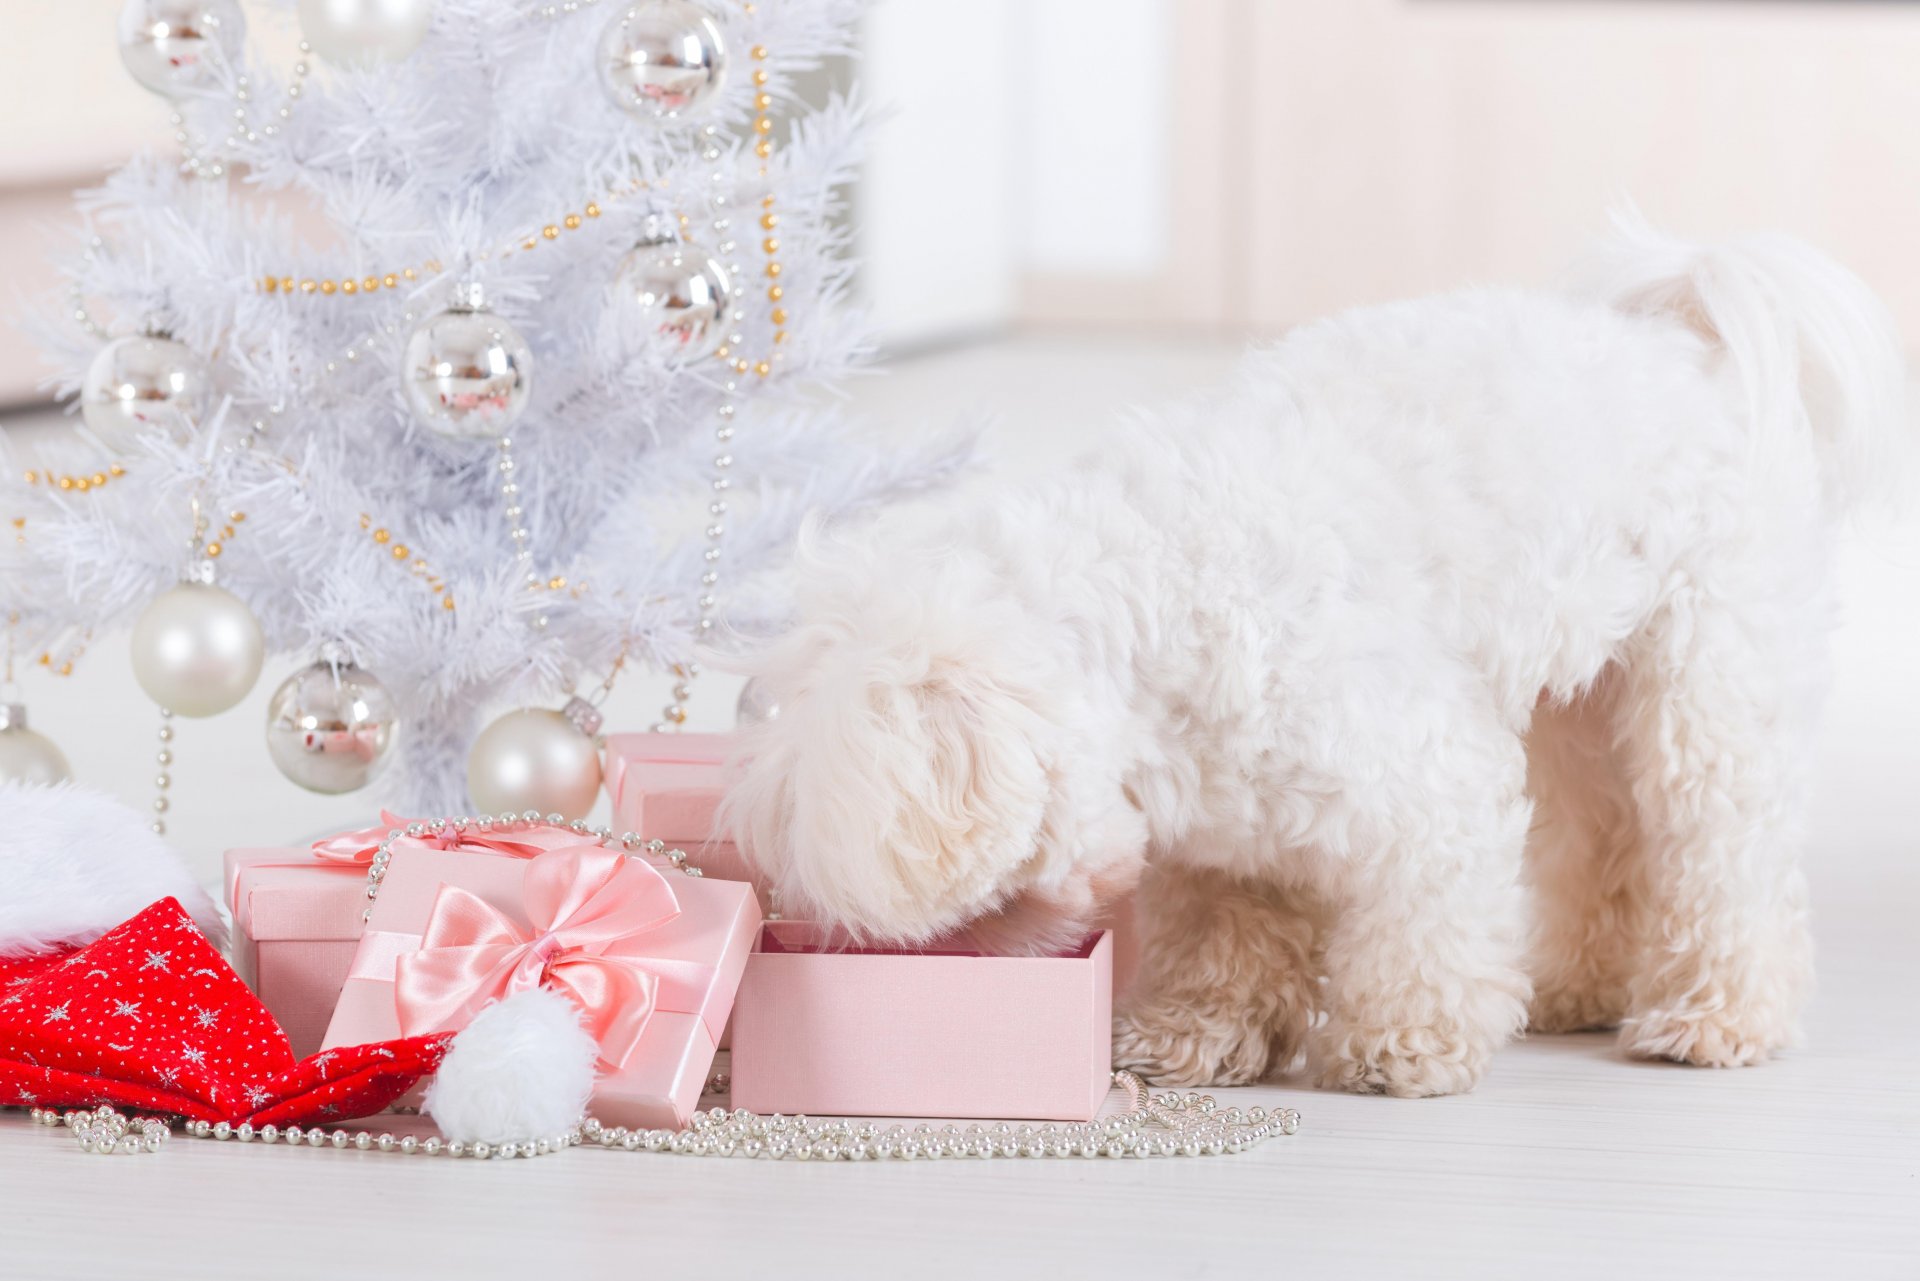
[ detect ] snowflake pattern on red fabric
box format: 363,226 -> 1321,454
0,899 -> 450,1126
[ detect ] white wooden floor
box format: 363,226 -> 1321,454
3,335 -> 1918,1278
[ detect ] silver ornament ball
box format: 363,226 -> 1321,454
617,235 -> 733,358
735,678 -> 779,726
467,701 -> 603,821
130,580 -> 265,718
598,1 -> 729,120
81,333 -> 215,452
402,288 -> 534,441
0,704 -> 73,787
265,661 -> 399,794
118,0 -> 246,99
297,0 -> 434,66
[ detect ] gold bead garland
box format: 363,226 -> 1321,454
256,192 -> 627,298
717,44 -> 784,380
22,463 -> 127,494
360,514 -> 456,612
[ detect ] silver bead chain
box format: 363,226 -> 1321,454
652,124 -> 750,731
30,1071 -> 1300,1163
150,708 -> 174,838
173,37 -> 313,181
359,813 -> 706,922
533,0 -> 606,18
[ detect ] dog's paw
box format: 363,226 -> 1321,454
1112,1002 -> 1278,1088
1311,1021 -> 1490,1098
1619,1008 -> 1786,1068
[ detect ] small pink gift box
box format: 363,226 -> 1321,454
731,925 -> 1114,1121
323,841 -> 760,1130
224,849 -> 368,1059
603,732 -> 762,886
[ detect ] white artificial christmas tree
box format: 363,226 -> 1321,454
0,0 -> 959,819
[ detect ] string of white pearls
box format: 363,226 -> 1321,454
587,1074 -> 1300,1161
32,1072 -> 1298,1163
651,123 -> 748,731
151,708 -> 174,837
174,41 -> 313,181
533,0 -> 606,18
31,1105 -> 169,1155
359,814 -> 704,922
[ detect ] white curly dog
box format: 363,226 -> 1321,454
725,216 -> 1907,1097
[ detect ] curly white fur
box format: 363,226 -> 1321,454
424,987 -> 598,1145
726,214 -> 1908,1096
0,781 -> 225,955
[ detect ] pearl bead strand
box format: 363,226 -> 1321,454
31,1071 -> 1299,1163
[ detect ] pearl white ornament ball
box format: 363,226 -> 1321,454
118,0 -> 247,99
467,707 -> 603,820
265,660 -> 399,794
735,678 -> 779,726
298,0 -> 434,67
129,581 -> 265,718
0,704 -> 72,786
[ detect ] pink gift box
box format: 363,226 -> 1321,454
603,732 -> 763,882
223,848 -> 369,1059
731,925 -> 1114,1121
323,842 -> 760,1131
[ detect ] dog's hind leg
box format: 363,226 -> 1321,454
1112,861 -> 1324,1087
1524,668 -> 1651,1033
1613,587 -> 1821,1067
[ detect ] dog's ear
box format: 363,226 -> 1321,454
727,655 -> 1053,943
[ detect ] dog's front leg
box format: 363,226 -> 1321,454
1112,860 -> 1323,1087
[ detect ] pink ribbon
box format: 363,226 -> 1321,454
391,846 -> 684,1070
311,812 -> 586,866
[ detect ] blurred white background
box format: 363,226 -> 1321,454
2,0 -> 1918,886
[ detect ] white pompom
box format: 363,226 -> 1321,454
425,988 -> 599,1144
0,781 -> 225,956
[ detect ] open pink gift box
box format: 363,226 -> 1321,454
730,924 -> 1115,1122
604,731 -> 1142,993
323,841 -> 759,1131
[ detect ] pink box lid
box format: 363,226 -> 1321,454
224,848 -> 370,943
731,925 -> 1113,1121
604,732 -> 735,844
322,842 -> 760,1130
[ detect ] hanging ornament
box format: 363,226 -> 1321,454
597,1 -> 729,120
81,332 -> 215,452
466,698 -> 603,821
0,702 -> 73,786
129,574 -> 265,719
297,0 -> 434,67
735,678 -> 779,726
616,221 -> 733,359
117,0 -> 247,100
402,285 -> 534,442
264,660 -> 399,794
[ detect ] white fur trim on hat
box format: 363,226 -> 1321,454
0,781 -> 226,956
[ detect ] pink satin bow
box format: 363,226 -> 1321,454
311,811 -> 587,866
391,846 -> 683,1070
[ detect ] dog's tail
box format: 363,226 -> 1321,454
1575,208 -> 1909,511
